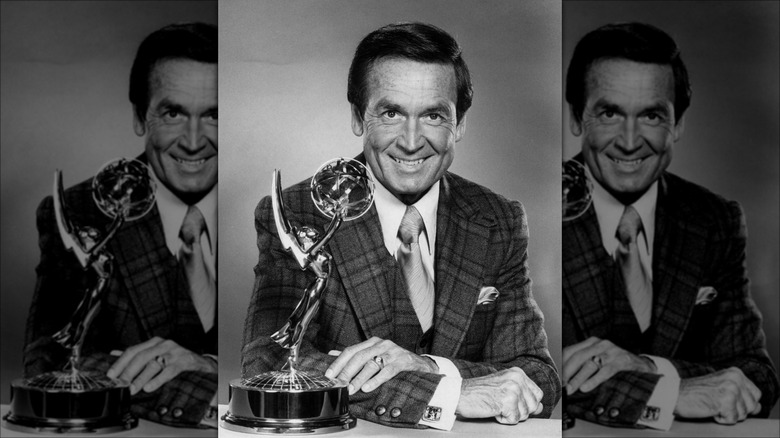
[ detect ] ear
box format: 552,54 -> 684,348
568,106 -> 583,136
132,107 -> 146,136
673,115 -> 685,142
455,115 -> 467,142
350,104 -> 364,136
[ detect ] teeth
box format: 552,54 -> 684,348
174,157 -> 206,165
612,158 -> 643,165
393,157 -> 424,166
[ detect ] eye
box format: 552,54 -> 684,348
163,109 -> 182,120
384,110 -> 398,118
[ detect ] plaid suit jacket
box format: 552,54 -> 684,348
243,170 -> 561,428
25,167 -> 217,428
563,171 -> 779,427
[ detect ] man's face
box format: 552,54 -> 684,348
572,59 -> 683,204
352,58 -> 465,205
135,59 -> 217,204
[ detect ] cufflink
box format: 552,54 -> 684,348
423,406 -> 442,422
641,405 -> 660,422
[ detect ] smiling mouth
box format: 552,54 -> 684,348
392,157 -> 425,167
610,157 -> 645,166
173,157 -> 208,166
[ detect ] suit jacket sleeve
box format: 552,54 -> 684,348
25,193 -> 216,428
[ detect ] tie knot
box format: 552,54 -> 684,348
398,206 -> 424,244
180,206 -> 206,245
616,205 -> 642,245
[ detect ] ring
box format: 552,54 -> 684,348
155,355 -> 167,368
591,355 -> 602,369
372,355 -> 385,370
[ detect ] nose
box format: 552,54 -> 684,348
615,118 -> 642,153
397,118 -> 424,153
180,118 -> 207,152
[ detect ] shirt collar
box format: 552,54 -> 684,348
368,166 -> 439,256
587,166 -> 656,257
150,170 -> 217,257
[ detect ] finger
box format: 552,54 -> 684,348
117,341 -> 172,384
579,365 -> 616,393
743,377 -> 762,412
518,390 -> 539,421
107,337 -> 163,379
563,337 -> 601,363
142,365 -> 178,393
361,365 -> 398,393
563,344 -> 601,384
336,344 -> 385,383
566,359 -> 599,395
325,338 -> 381,378
347,361 -> 381,395
534,403 -> 544,415
130,360 -> 163,395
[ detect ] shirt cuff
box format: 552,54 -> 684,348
637,355 -> 680,431
419,355 -> 461,430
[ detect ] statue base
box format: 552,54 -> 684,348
221,371 -> 356,434
3,372 -> 137,434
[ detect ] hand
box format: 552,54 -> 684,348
324,336 -> 438,395
456,367 -> 543,424
675,367 -> 762,424
563,336 -> 655,395
106,336 -> 216,395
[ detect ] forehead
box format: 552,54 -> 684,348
584,59 -> 675,108
365,58 -> 457,105
148,59 -> 217,103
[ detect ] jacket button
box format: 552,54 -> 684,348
594,406 -> 605,416
375,406 -> 386,416
609,408 -> 620,418
172,407 -> 183,418
390,407 -> 401,418
157,406 -> 168,416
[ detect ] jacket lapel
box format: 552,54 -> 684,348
328,205 -> 398,341
648,174 -> 705,357
431,174 -> 490,358
109,205 -> 181,338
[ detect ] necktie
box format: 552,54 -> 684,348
397,206 -> 434,332
615,205 -> 652,332
179,206 -> 216,332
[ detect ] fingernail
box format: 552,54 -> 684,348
130,384 -> 137,395
106,369 -> 116,379
565,384 -> 572,395
325,369 -> 333,379
362,383 -> 374,393
348,384 -> 354,395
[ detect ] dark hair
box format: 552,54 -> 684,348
129,22 -> 217,123
347,22 -> 472,124
566,22 -> 691,125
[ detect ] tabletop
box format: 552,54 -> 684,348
218,405 -> 561,437
564,417 -> 780,437
1,404 -> 216,437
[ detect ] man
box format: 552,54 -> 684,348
562,22 -> 779,429
24,22 -> 218,428
242,22 -> 560,430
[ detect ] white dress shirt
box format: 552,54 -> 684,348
369,168 -> 461,430
588,168 -> 680,430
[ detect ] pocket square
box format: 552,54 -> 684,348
477,286 -> 499,305
695,286 -> 718,305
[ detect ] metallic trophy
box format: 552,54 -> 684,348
4,158 -> 156,434
221,158 -> 374,434
563,159 -> 593,221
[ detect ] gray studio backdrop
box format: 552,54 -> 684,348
563,0 -> 780,418
0,1 -> 217,405
218,0 -> 564,418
